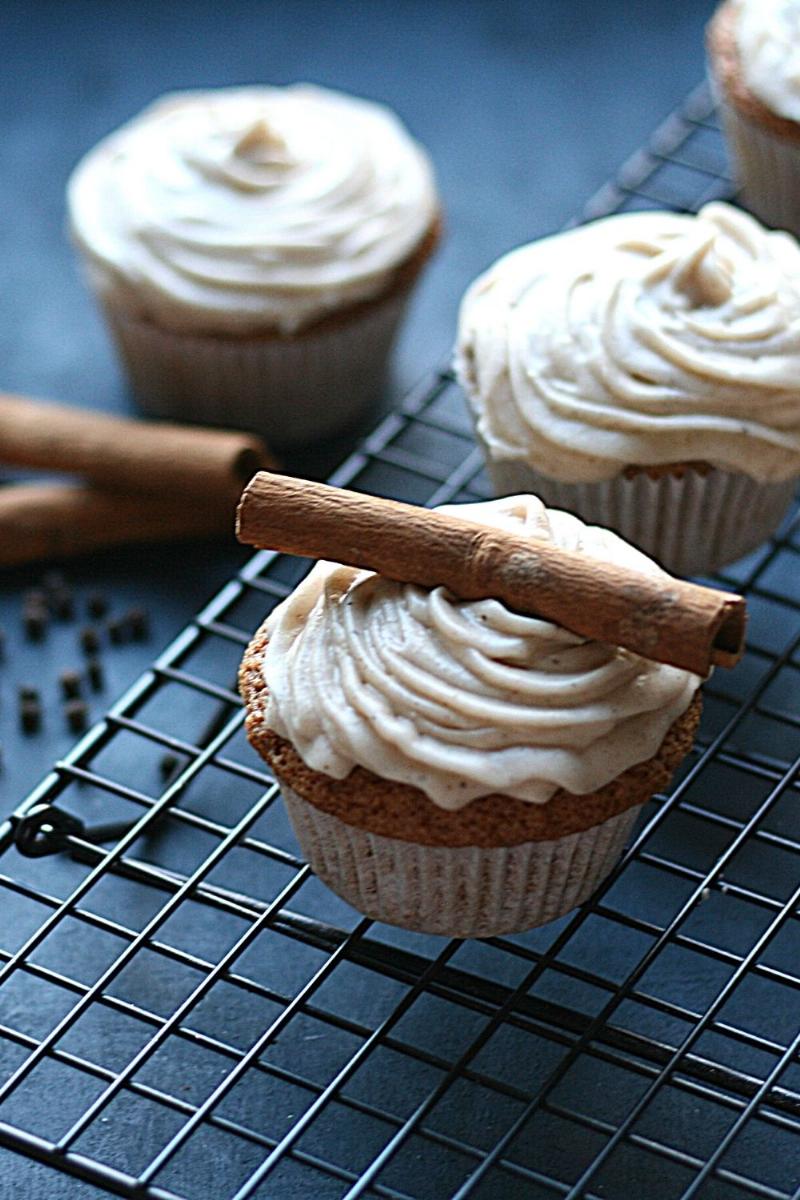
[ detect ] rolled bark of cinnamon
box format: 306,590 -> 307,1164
236,471 -> 746,675
0,393 -> 274,502
0,482 -> 233,565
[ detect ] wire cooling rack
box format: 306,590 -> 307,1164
2,83 -> 800,1200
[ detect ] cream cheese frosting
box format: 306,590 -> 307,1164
261,495 -> 700,810
734,0 -> 800,124
67,84 -> 438,335
455,203 -> 800,483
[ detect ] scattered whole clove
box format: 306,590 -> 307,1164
64,698 -> 89,734
59,669 -> 82,700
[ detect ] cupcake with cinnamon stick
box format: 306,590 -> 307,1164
236,473 -> 743,938
66,84 -> 440,447
455,202 -> 800,576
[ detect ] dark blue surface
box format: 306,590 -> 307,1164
0,1 -> 718,1196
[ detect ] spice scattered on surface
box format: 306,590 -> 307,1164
79,627 -> 100,655
107,618 -> 126,646
19,697 -> 42,734
126,607 -> 150,641
59,669 -> 82,700
159,752 -> 180,781
64,698 -> 89,733
87,593 -> 108,620
23,604 -> 48,641
3,581 -> 151,768
86,658 -> 104,692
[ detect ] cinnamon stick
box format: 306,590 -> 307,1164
0,393 -> 274,502
236,471 -> 746,675
0,482 -> 233,565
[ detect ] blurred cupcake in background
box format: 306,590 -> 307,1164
67,85 -> 441,448
455,202 -> 800,577
707,0 -> 800,237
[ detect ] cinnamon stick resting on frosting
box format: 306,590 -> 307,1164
236,471 -> 746,675
0,482 -> 232,566
0,393 -> 273,503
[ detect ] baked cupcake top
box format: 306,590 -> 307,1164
67,84 -> 438,335
733,0 -> 800,123
260,495 -> 700,810
455,203 -> 800,483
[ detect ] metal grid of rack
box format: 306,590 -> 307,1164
2,83 -> 800,1199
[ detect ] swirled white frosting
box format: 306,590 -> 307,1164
455,203 -> 800,483
67,85 -> 438,334
262,495 -> 700,810
734,0 -> 800,123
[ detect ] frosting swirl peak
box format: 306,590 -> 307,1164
262,496 -> 700,810
455,203 -> 800,483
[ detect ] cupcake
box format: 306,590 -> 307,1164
455,202 -> 800,577
708,0 -> 800,237
67,85 -> 440,448
239,494 -> 702,939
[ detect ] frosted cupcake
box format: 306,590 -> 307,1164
239,494 -> 702,938
67,85 -> 440,447
455,203 -> 800,576
708,0 -> 800,237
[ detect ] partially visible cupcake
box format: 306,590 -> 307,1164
708,0 -> 800,237
455,202 -> 800,577
67,85 -> 440,448
240,494 -> 702,939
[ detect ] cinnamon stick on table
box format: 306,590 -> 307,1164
236,471 -> 746,676
0,482 -> 232,567
0,393 -> 274,503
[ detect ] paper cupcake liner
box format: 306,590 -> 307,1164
478,444 -> 796,576
280,782 -> 640,938
100,288 -> 413,448
717,97 -> 800,237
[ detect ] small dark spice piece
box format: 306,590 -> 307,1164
64,698 -> 89,734
87,593 -> 108,620
86,658 -> 104,692
59,669 -> 82,700
79,627 -> 100,655
23,605 -> 48,641
159,752 -> 180,781
20,697 -> 41,734
107,617 -> 126,645
126,606 -> 150,641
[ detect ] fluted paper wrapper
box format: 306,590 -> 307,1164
717,96 -> 800,238
99,289 -> 413,448
479,443 -> 796,577
281,783 -> 640,938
